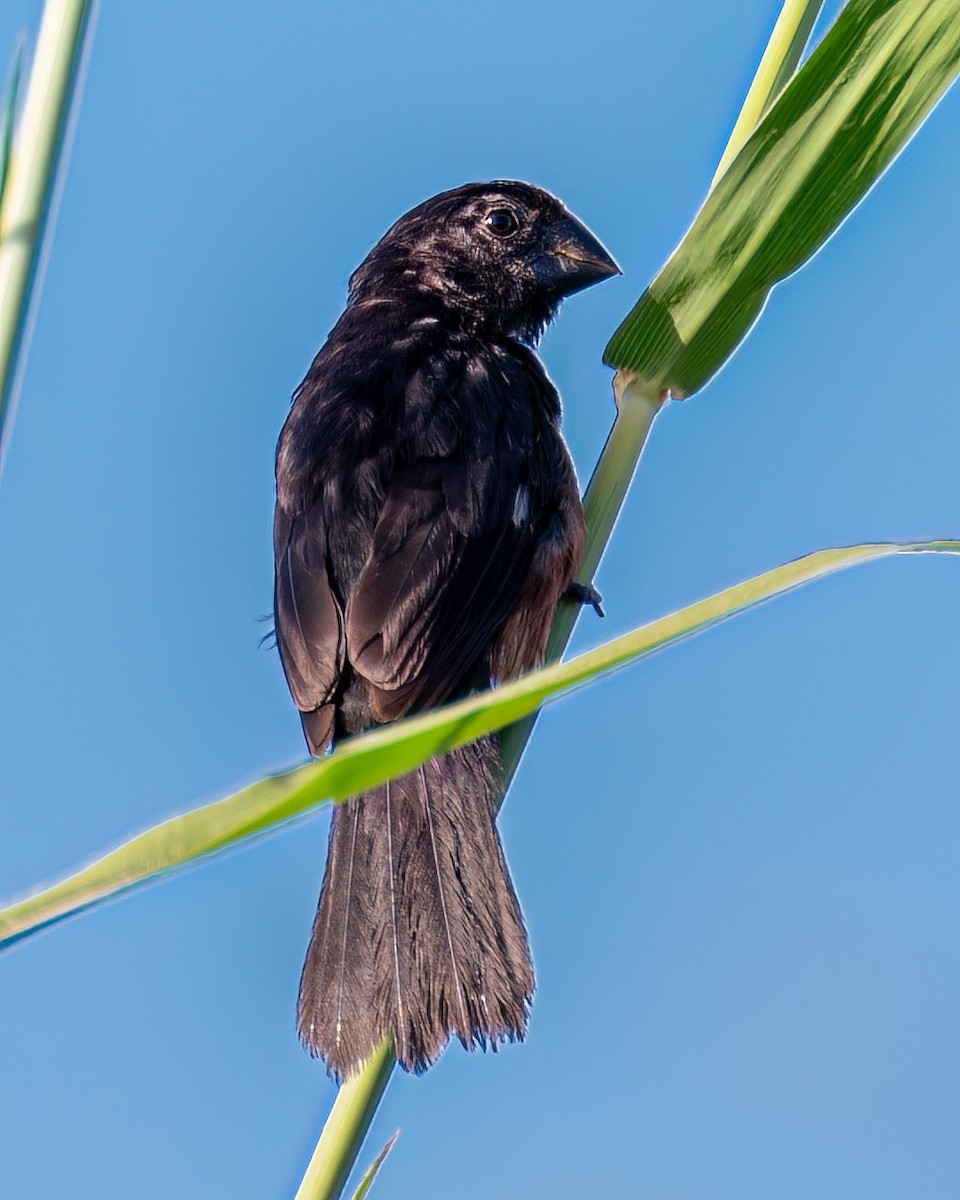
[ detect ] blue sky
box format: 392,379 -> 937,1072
1,2 -> 959,1197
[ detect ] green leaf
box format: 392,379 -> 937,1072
1,539 -> 956,951
347,1132 -> 399,1200
1,0 -> 95,465
0,38 -> 24,220
605,0 -> 960,396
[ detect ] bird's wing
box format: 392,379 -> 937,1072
345,456 -> 534,721
274,501 -> 345,753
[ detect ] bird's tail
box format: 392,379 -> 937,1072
297,735 -> 534,1080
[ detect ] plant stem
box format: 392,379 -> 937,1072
498,375 -> 664,780
0,0 -> 97,476
711,0 -> 823,187
296,375 -> 665,1199
295,1040 -> 395,1200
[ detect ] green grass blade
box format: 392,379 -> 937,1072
2,538 -> 957,951
346,1131 -> 399,1200
0,38 -> 25,218
605,0 -> 960,396
712,0 -> 824,185
0,0 -> 96,472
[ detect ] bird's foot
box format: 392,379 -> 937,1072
565,581 -> 604,618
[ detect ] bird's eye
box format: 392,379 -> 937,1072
483,208 -> 520,238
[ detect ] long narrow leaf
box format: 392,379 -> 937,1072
605,0 -> 960,395
1,539 -> 956,951
0,39 -> 25,216
348,1132 -> 399,1200
0,0 -> 97,470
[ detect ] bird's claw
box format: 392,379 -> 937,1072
566,581 -> 604,618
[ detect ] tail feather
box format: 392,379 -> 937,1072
297,797 -> 381,1072
297,735 -> 534,1079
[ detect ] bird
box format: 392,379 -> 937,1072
273,180 -> 619,1080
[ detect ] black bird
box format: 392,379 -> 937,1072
274,181 -> 618,1079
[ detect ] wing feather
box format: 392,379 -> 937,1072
274,502 -> 344,753
345,458 -> 533,720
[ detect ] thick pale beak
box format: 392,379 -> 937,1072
541,211 -> 621,296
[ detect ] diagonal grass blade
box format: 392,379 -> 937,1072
2,539 -> 956,951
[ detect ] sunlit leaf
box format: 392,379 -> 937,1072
605,0 -> 960,396
0,38 -> 24,219
0,0 -> 95,465
2,540 -> 956,951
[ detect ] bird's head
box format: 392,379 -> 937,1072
347,181 -> 620,343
